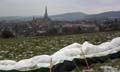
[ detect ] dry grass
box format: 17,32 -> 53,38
0,31 -> 120,61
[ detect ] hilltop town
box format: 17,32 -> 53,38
0,7 -> 120,37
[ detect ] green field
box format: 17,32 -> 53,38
0,31 -> 120,61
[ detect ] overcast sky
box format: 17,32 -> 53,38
0,0 -> 120,16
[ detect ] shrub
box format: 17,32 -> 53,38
0,28 -> 15,38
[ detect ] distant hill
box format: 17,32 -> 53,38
50,12 -> 88,21
84,11 -> 120,20
0,16 -> 33,22
0,11 -> 120,21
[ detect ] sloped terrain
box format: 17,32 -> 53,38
1,11 -> 120,21
0,31 -> 120,61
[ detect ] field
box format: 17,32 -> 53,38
0,31 -> 120,61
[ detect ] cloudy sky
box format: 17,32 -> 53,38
0,0 -> 120,16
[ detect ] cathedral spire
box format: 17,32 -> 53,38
44,6 -> 51,21
44,6 -> 48,19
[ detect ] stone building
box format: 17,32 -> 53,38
32,6 -> 51,25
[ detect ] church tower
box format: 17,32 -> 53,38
43,6 -> 51,21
